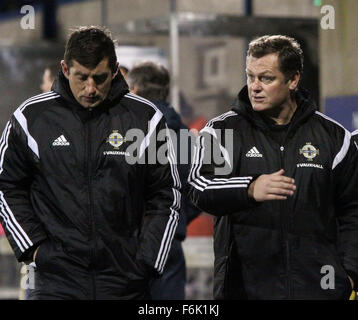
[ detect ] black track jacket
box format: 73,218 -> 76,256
188,86 -> 358,300
0,71 -> 181,299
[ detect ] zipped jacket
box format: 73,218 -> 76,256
188,86 -> 358,300
0,71 -> 181,299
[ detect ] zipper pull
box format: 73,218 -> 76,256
280,146 -> 284,152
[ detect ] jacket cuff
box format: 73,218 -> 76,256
247,174 -> 260,204
19,237 -> 47,263
136,254 -> 161,278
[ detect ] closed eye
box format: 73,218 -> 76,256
93,74 -> 108,85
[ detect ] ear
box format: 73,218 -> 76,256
61,60 -> 70,79
289,71 -> 300,91
112,62 -> 119,79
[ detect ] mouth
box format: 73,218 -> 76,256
252,96 -> 265,103
83,96 -> 99,103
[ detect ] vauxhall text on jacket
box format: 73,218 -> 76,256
0,72 -> 181,299
188,86 -> 358,300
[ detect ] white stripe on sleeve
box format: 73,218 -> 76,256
14,93 -> 60,158
154,125 -> 181,274
0,191 -> 33,252
189,122 -> 252,192
0,92 -> 59,253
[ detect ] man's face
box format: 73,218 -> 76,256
246,53 -> 299,113
40,68 -> 54,93
61,58 -> 116,108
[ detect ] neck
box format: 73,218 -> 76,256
263,98 -> 297,125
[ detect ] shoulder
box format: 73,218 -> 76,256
13,91 -> 60,123
313,111 -> 350,141
313,112 -> 352,168
201,110 -> 239,132
351,129 -> 358,146
351,129 -> 358,137
121,93 -> 163,120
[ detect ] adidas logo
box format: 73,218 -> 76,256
52,135 -> 70,146
246,146 -> 263,158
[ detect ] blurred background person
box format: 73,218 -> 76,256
0,0 -> 355,301
40,62 -> 59,93
127,61 -> 200,300
179,93 -> 208,136
119,65 -> 129,79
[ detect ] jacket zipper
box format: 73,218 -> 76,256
279,145 -> 291,299
84,112 -> 97,300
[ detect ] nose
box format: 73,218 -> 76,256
250,77 -> 262,92
86,78 -> 97,96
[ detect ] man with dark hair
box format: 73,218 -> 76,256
127,61 -> 200,300
127,62 -> 170,102
64,26 -> 118,74
0,26 -> 180,299
189,35 -> 358,299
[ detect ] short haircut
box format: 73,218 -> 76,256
64,26 -> 117,73
126,61 -> 170,101
247,35 -> 304,81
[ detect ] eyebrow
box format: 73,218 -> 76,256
74,71 -> 108,78
74,71 -> 88,77
246,69 -> 274,75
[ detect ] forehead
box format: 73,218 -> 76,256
70,58 -> 111,75
246,53 -> 280,73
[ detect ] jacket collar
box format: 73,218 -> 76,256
51,69 -> 129,113
231,85 -> 318,136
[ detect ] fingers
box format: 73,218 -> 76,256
33,246 -> 40,263
252,170 -> 297,202
349,276 -> 354,290
267,179 -> 296,197
268,181 -> 296,191
271,175 -> 295,184
268,187 -> 295,197
272,169 -> 285,176
265,194 -> 288,201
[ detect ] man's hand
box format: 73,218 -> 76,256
248,169 -> 296,202
349,276 -> 354,290
33,246 -> 40,263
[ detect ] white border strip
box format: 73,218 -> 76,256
315,111 -> 351,170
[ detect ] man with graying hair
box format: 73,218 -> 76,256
188,35 -> 358,300
127,61 -> 200,300
0,26 -> 180,299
